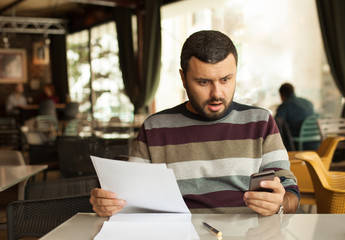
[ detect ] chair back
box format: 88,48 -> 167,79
38,99 -> 56,116
275,117 -> 295,151
57,136 -> 105,178
63,102 -> 79,120
289,159 -> 315,205
316,136 -> 345,169
23,130 -> 58,180
288,136 -> 345,207
317,118 -> 345,140
293,114 -> 321,150
6,194 -> 92,240
25,175 -> 100,200
0,150 -> 25,165
295,151 -> 345,213
0,117 -> 22,150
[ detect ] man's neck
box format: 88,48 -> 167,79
185,101 -> 197,114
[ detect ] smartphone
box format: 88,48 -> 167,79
249,170 -> 275,192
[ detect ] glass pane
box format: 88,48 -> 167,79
67,30 -> 91,118
90,22 -> 134,122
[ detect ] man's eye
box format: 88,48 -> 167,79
199,80 -> 208,86
222,78 -> 230,83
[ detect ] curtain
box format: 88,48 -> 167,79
316,0 -> 345,116
115,0 -> 162,114
50,35 -> 69,103
114,8 -> 138,110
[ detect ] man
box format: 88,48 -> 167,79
6,83 -> 27,116
90,30 -> 299,216
275,83 -> 316,149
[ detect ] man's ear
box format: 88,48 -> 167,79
179,69 -> 187,89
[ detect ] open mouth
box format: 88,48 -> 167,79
208,102 -> 223,112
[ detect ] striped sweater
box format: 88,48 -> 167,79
129,101 -> 300,213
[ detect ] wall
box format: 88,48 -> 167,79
0,33 -> 52,116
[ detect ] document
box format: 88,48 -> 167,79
94,213 -> 199,240
91,156 -> 200,240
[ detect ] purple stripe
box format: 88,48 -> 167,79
286,184 -> 300,193
183,190 -> 246,209
264,167 -> 284,172
142,121 -> 278,146
137,125 -> 147,142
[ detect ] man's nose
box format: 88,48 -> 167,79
210,82 -> 222,99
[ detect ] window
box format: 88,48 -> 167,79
67,22 -> 134,122
158,0 -> 342,117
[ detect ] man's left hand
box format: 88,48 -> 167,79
243,177 -> 285,216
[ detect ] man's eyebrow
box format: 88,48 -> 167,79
221,73 -> 234,80
193,73 -> 234,81
193,77 -> 211,81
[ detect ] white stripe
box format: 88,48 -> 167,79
262,150 -> 288,167
167,158 -> 262,180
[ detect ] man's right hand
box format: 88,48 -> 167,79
89,188 -> 127,217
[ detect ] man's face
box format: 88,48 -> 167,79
180,54 -> 237,120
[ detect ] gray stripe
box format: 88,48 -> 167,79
261,160 -> 291,171
168,157 -> 261,180
144,108 -> 270,130
177,175 -> 250,195
276,169 -> 298,184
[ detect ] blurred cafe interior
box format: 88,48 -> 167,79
0,0 -> 345,239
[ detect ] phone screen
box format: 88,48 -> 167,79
249,170 -> 275,192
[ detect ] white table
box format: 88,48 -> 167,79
40,213 -> 345,240
0,165 -> 47,199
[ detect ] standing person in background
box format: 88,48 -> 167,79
6,83 -> 27,116
39,83 -> 59,103
275,83 -> 316,149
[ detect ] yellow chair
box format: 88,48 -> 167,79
289,136 -> 345,170
295,151 -> 345,213
289,160 -> 315,205
288,136 -> 345,206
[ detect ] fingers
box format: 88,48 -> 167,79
244,194 -> 279,216
91,188 -> 117,198
260,177 -> 283,193
90,188 -> 127,217
244,177 -> 285,216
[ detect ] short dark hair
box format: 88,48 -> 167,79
279,83 -> 295,98
180,30 -> 238,74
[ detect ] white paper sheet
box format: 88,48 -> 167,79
91,156 -> 200,240
94,214 -> 199,240
91,156 -> 190,213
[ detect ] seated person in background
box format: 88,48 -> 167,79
39,83 -> 59,103
90,30 -> 300,216
6,83 -> 27,115
275,83 -> 317,150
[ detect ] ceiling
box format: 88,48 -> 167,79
0,0 -> 81,18
0,0 -> 178,18
0,0 -> 178,34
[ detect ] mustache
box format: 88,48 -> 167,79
206,98 -> 225,104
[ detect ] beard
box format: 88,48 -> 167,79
186,89 -> 232,121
